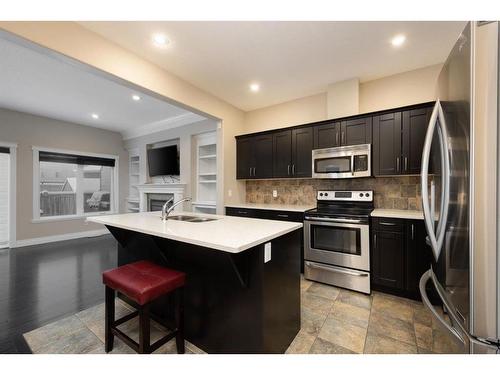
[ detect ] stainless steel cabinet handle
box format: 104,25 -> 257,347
411,224 -> 414,240
287,164 -> 290,175
306,261 -> 368,277
277,214 -> 289,218
237,211 -> 248,215
396,156 -> 400,172
341,132 -> 345,144
336,132 -> 339,145
379,221 -> 396,226
373,233 -> 377,248
253,167 -> 256,176
292,164 -> 295,175
249,167 -> 252,177
404,156 -> 408,172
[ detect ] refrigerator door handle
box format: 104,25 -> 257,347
419,270 -> 466,346
420,100 -> 450,261
420,269 -> 500,352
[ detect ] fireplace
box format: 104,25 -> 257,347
147,193 -> 174,212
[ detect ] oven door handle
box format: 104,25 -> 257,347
304,216 -> 363,224
305,261 -> 368,277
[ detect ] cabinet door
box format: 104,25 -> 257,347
253,134 -> 274,179
291,127 -> 313,178
373,112 -> 402,176
406,220 -> 433,296
273,130 -> 292,178
372,230 -> 405,290
340,117 -> 372,146
313,122 -> 340,149
236,137 -> 253,179
402,107 -> 432,174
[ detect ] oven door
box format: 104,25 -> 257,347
304,217 -> 370,271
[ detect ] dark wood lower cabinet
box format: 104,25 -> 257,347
371,217 -> 432,300
225,207 -> 305,272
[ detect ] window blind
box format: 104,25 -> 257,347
39,151 -> 115,167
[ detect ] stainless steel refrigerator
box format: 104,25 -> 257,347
419,21 -> 500,354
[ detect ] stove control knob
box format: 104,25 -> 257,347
324,193 -> 328,197
365,193 -> 370,197
319,193 -> 323,197
359,193 -> 364,197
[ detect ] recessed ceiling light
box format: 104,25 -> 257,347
132,94 -> 141,101
152,33 -> 170,47
391,34 -> 406,47
91,113 -> 99,120
249,83 -> 260,92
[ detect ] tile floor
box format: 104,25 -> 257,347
287,277 -> 462,354
23,277 -> 461,354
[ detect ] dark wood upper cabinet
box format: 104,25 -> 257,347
291,127 -> 313,177
340,117 -> 372,146
253,134 -> 274,179
273,130 -> 292,178
313,122 -> 340,149
236,134 -> 273,179
402,108 -> 432,174
373,112 -> 402,176
236,137 -> 253,179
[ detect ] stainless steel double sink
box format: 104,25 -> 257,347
166,215 -> 218,223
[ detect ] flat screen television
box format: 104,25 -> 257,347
147,145 -> 180,176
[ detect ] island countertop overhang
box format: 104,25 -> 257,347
87,211 -> 303,254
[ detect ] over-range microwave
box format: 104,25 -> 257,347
311,144 -> 371,179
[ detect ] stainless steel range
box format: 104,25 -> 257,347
304,190 -> 373,294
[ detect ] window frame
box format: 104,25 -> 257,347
32,146 -> 119,223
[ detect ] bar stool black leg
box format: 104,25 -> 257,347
175,287 -> 185,354
104,286 -> 115,353
139,304 -> 151,354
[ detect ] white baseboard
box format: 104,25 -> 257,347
11,228 -> 110,248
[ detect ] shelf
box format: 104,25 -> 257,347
199,154 -> 216,159
127,198 -> 139,203
128,208 -> 140,212
192,201 -> 216,207
198,172 -> 217,176
199,180 -> 216,184
130,173 -> 140,176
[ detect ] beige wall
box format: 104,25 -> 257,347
359,64 -> 442,113
243,93 -> 327,135
0,107 -> 128,241
327,78 -> 359,118
243,64 -> 441,135
0,21 -> 246,207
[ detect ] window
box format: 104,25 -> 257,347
33,148 -> 118,221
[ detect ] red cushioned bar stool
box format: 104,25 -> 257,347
102,260 -> 186,354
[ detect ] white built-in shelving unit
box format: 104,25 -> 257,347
127,149 -> 141,213
192,132 -> 217,214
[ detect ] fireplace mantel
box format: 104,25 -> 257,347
136,183 -> 186,212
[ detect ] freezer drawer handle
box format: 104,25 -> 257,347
306,261 -> 368,277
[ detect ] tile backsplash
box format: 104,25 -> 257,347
246,176 -> 424,210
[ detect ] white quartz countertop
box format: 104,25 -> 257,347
87,211 -> 303,254
371,209 -> 424,220
225,203 -> 315,212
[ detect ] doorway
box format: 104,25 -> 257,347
0,146 -> 10,247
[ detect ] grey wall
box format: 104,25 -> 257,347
124,118 -> 218,209
0,107 -> 128,241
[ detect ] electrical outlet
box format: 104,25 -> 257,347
272,190 -> 278,198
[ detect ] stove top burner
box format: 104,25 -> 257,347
306,190 -> 374,220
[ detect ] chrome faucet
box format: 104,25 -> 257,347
161,197 -> 192,220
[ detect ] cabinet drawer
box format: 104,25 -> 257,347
225,207 -> 264,219
263,210 -> 304,222
372,217 -> 405,232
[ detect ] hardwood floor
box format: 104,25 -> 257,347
0,234 -> 117,353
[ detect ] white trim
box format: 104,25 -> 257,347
33,146 -> 120,221
31,211 -> 117,223
122,113 -> 205,140
11,228 -> 110,248
0,141 -> 17,248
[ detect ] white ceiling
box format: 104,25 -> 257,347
0,36 -> 205,139
80,21 -> 467,111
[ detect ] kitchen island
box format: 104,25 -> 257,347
87,211 -> 302,354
